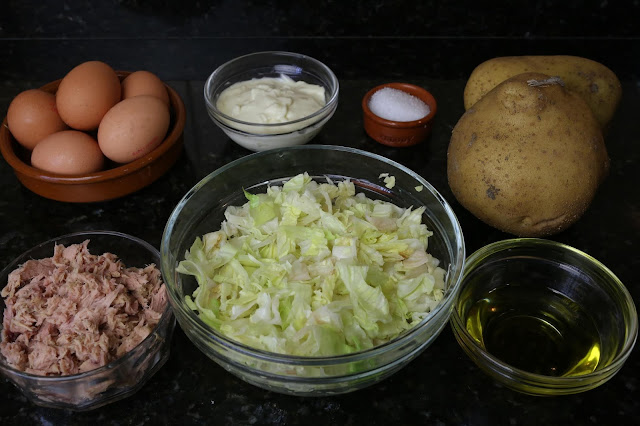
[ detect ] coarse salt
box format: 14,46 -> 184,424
368,87 -> 430,122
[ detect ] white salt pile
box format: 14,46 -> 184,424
368,87 -> 430,122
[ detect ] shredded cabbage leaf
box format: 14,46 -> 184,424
177,173 -> 446,356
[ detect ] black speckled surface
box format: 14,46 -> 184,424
1,1 -> 639,424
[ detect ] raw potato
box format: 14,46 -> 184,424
463,55 -> 622,129
448,72 -> 609,237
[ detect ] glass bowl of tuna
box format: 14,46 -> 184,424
204,51 -> 339,152
0,230 -> 175,411
161,145 -> 465,396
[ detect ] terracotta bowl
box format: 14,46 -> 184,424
0,71 -> 186,203
362,82 -> 437,148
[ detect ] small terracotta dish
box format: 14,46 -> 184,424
362,83 -> 437,148
0,72 -> 186,203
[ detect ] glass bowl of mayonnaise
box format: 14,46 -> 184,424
204,51 -> 339,152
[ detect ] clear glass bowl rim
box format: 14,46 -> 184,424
204,51 -> 340,130
161,144 -> 466,366
0,230 -> 174,382
451,237 -> 639,387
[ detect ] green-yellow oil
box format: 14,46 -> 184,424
465,284 -> 601,377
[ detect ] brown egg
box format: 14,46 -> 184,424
31,130 -> 104,175
56,61 -> 121,131
121,70 -> 170,106
98,95 -> 170,164
7,89 -> 69,150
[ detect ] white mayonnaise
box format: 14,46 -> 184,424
216,75 -> 326,133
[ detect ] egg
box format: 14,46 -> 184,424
98,95 -> 170,164
121,70 -> 170,106
56,61 -> 121,131
31,130 -> 105,175
6,89 -> 69,150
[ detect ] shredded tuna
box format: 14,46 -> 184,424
0,240 -> 167,376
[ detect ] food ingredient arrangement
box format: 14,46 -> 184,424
0,49 -> 634,409
6,61 -> 171,175
177,172 -> 446,356
0,241 -> 167,376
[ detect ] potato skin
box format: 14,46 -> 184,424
449,72 -> 609,237
463,55 -> 622,129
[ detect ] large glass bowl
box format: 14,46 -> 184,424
204,51 -> 339,152
0,231 -> 175,410
161,145 -> 465,396
450,238 -> 638,396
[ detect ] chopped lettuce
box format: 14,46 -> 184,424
177,172 -> 446,356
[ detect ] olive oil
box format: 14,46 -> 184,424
465,284 -> 601,377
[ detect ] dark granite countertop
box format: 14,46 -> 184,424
1,1 -> 639,424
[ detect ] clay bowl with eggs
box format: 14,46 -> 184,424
0,71 -> 186,203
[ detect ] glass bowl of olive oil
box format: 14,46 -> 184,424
450,238 -> 637,396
